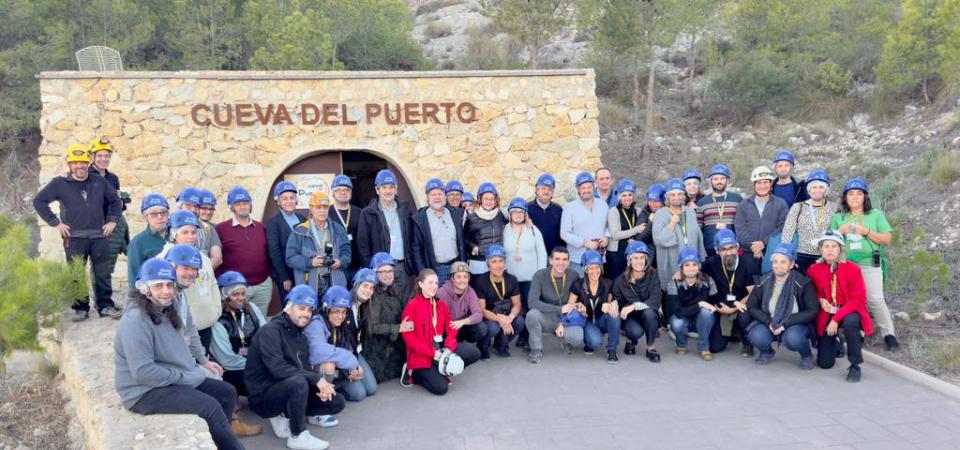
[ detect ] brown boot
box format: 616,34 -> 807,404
231,413 -> 262,437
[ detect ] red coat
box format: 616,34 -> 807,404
807,261 -> 874,337
401,294 -> 459,371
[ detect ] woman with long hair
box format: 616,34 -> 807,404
612,242 -> 662,363
464,182 -> 508,274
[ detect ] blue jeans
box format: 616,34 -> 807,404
338,356 -> 378,402
481,316 -> 525,352
669,308 -> 715,352
434,263 -> 452,286
747,323 -> 812,358
584,315 -> 621,352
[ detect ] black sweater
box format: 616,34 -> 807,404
33,174 -> 121,238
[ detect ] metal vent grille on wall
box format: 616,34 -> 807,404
75,46 -> 123,71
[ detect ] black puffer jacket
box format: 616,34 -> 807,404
463,210 -> 508,261
611,270 -> 662,316
244,313 -> 321,410
356,198 -> 413,272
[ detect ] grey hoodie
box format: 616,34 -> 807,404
114,301 -> 207,409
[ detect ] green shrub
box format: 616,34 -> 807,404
931,153 -> 960,188
456,26 -> 521,70
709,52 -> 796,122
805,60 -> 853,97
0,216 -> 87,372
887,228 -> 951,319
931,343 -> 960,372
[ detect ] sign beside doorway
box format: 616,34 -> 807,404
284,173 -> 335,209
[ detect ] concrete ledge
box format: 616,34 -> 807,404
36,69 -> 592,80
57,313 -> 216,450
864,349 -> 960,402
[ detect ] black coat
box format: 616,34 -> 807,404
329,204 -> 362,270
463,210 -> 508,261
265,211 -> 305,285
611,270 -> 662,315
33,173 -> 121,238
356,199 -> 414,272
409,206 -> 467,273
746,272 -> 818,329
244,313 -> 321,409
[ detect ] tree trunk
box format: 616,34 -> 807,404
529,44 -> 538,70
633,49 -> 643,126
643,45 -> 656,160
687,34 -> 697,109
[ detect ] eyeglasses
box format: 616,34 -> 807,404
146,211 -> 170,218
376,269 -> 395,275
200,206 -> 216,212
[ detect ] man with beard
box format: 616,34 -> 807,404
560,172 -> 610,276
697,164 -> 743,259
772,150 -> 809,207
34,144 -> 123,321
702,229 -> 759,357
735,166 -> 789,269
410,178 -> 466,285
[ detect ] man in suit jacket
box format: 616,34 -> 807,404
266,181 -> 305,300
357,169 -> 414,300
410,178 -> 467,285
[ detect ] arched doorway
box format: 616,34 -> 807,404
262,150 -> 416,314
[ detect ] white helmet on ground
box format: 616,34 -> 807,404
437,349 -> 464,377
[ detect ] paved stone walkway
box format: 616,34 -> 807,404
239,341 -> 960,450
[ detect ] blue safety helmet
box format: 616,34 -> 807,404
425,178 -> 445,194
772,241 -> 798,261
375,169 -> 397,187
370,252 -> 395,269
226,186 -> 252,205
286,285 -> 318,308
461,192 -> 475,203
677,247 -> 702,265
507,197 -> 527,213
168,210 -> 200,230
138,258 -> 177,283
665,178 -> 685,194
177,187 -> 202,205
477,182 -> 498,197
682,169 -> 702,181
581,249 -> 603,268
332,174 -> 353,190
625,241 -> 653,260
843,177 -> 868,195
217,271 -> 248,289
322,286 -> 352,309
165,243 -> 203,269
353,268 -> 377,286
140,193 -> 169,214
714,229 -> 739,249
198,189 -> 216,207
536,174 -> 557,189
773,150 -> 796,165
616,179 -> 636,194
273,181 -> 297,200
708,164 -> 731,179
646,183 -> 666,202
575,171 -> 595,188
445,180 -> 464,194
805,169 -> 830,185
486,244 -> 507,261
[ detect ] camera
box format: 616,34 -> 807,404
872,250 -> 881,267
119,191 -> 132,205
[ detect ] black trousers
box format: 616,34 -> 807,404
624,308 -> 660,346
457,323 -> 487,344
817,313 -> 864,369
223,369 -> 248,396
411,347 -> 481,396
64,237 -> 115,313
707,311 -> 753,353
130,378 -> 244,450
198,327 -> 213,353
250,375 -> 346,436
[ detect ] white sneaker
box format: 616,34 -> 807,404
269,415 -> 291,439
306,414 -> 338,427
687,331 -> 699,338
286,430 -> 330,450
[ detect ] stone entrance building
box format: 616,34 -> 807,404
35,70 -> 601,287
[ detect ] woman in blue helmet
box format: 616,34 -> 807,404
502,197 -> 548,310
464,182 -> 508,275
612,241 -> 663,362
607,179 -> 644,277
638,183 -> 665,269
562,250 -> 621,363
362,252 -> 414,382
780,170 -> 839,273
665,247 -> 718,361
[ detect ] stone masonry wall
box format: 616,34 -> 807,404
36,70 -> 601,288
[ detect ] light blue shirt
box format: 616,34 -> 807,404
281,211 -> 300,229
560,197 -> 609,264
381,200 -> 405,260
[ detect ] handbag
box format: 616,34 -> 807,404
762,202 -> 802,273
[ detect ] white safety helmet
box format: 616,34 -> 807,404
437,349 -> 464,377
750,166 -> 776,183
814,229 -> 845,248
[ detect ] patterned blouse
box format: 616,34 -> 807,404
781,200 -> 839,255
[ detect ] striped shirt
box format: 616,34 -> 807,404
697,191 -> 743,248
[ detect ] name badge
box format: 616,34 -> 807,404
347,234 -> 353,242
850,242 -> 863,250
238,347 -> 248,356
726,294 -> 736,302
716,223 -> 727,229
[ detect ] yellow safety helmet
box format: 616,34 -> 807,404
87,137 -> 114,154
65,144 -> 92,163
309,191 -> 330,207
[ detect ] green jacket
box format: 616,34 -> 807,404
126,227 -> 167,290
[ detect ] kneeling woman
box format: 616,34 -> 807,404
562,250 -> 621,364
363,253 -> 413,383
666,248 -> 718,361
319,283 -> 379,401
612,242 -> 662,363
807,231 -> 874,382
115,258 -> 245,450
400,269 -> 481,395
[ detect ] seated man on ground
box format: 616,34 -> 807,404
470,245 -> 525,358
700,229 -> 760,356
525,246 -> 580,364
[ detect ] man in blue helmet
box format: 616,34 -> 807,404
127,193 -> 171,294
697,164 -> 743,259
329,174 -> 362,285
410,178 -> 467,285
561,171 -> 610,276
357,169 -> 414,300
445,180 -> 465,209
179,186 -> 219,267
196,189 -> 223,270
772,150 -> 809,207
528,173 -> 565,255
266,180 -> 305,300
216,186 -> 273,318
701,229 -> 760,356
34,144 -> 124,321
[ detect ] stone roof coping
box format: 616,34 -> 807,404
37,69 -> 592,80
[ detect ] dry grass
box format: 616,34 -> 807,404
415,0 -> 462,16
0,371 -> 82,450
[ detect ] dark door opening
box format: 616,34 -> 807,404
261,150 -> 415,315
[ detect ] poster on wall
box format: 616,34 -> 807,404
284,173 -> 335,209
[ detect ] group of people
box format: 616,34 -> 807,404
36,140 -> 899,450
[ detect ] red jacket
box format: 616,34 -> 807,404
401,294 -> 459,371
807,261 -> 874,337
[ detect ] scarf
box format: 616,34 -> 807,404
475,207 -> 500,221
761,272 -> 801,328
